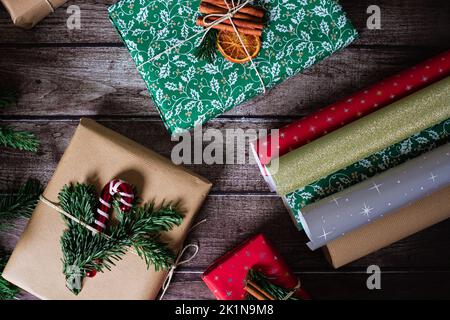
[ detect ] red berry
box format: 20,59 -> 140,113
86,269 -> 97,278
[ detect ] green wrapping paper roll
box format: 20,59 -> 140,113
267,76 -> 450,195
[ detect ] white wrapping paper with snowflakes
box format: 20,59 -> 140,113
299,143 -> 450,251
108,0 -> 357,135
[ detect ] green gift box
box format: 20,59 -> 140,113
109,0 -> 358,135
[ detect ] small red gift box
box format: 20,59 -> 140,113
202,234 -> 310,300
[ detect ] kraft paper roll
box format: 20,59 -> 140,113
300,143 -> 450,251
324,185 -> 450,269
267,76 -> 450,195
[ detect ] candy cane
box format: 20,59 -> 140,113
87,179 -> 135,278
94,179 -> 135,233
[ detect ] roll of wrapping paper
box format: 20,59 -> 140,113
299,143 -> 450,251
323,185 -> 450,269
284,118 -> 450,230
252,50 -> 450,169
267,76 -> 450,195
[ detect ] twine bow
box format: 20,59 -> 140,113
159,244 -> 200,300
40,195 -> 206,298
138,0 -> 266,93
43,0 -> 55,13
282,279 -> 301,300
159,219 -> 206,299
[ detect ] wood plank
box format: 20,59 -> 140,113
0,47 -> 446,117
2,191 -> 450,270
0,0 -> 448,46
3,120 -> 450,271
0,119 -> 276,193
14,270 -> 450,300
161,271 -> 450,299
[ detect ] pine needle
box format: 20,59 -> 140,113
0,90 -> 16,109
0,253 -> 19,300
0,179 -> 42,230
0,125 -> 39,153
195,29 -> 218,63
245,269 -> 299,300
58,183 -> 184,295
0,180 -> 41,300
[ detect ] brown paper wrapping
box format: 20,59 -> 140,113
1,0 -> 67,28
2,118 -> 212,299
324,185 -> 450,269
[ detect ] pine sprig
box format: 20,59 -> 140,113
0,90 -> 16,108
245,269 -> 299,300
0,125 -> 39,153
58,183 -> 184,295
195,29 -> 218,63
0,253 -> 19,300
0,179 -> 41,300
0,179 -> 42,230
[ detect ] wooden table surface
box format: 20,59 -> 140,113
1,0 -> 449,300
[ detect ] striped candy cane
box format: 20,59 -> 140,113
87,179 -> 135,278
94,179 -> 135,233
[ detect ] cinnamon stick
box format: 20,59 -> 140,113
196,17 -> 262,36
199,2 -> 262,22
244,285 -> 267,300
203,15 -> 263,30
247,280 -> 275,300
203,0 -> 265,18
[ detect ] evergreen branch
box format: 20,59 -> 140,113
0,90 -> 16,108
59,183 -> 97,228
132,235 -> 176,272
245,269 -> 299,300
195,28 -> 218,63
0,125 -> 39,153
0,179 -> 42,230
58,183 -> 184,295
0,253 -> 19,300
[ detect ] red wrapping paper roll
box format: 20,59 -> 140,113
252,50 -> 450,173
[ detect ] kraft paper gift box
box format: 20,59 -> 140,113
2,118 -> 212,299
108,0 -> 358,135
0,0 -> 67,28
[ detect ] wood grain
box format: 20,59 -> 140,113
1,0 -> 449,299
0,0 -> 448,46
3,195 -> 450,270
1,120 -> 450,271
161,271 -> 450,299
0,47 -> 446,117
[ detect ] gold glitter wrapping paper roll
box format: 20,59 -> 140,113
267,76 -> 450,195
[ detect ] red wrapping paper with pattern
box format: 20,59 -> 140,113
202,234 -> 310,300
252,50 -> 450,170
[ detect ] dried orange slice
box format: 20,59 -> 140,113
217,30 -> 261,64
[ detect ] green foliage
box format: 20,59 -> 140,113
195,29 -> 218,63
0,253 -> 19,300
0,179 -> 42,230
0,90 -> 16,109
0,179 -> 42,300
0,88 -> 39,152
59,183 -> 184,295
245,269 -> 299,300
0,125 -> 39,153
